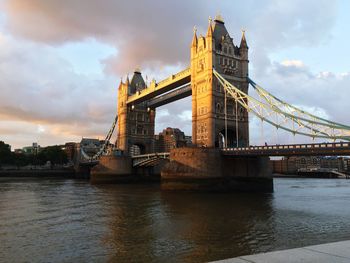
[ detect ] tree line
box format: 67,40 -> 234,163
0,141 -> 68,167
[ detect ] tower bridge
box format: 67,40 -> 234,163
116,14 -> 249,156
86,14 -> 350,191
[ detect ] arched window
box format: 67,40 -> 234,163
216,103 -> 222,113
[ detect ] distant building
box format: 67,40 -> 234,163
62,142 -> 77,162
272,156 -> 349,174
155,127 -> 188,152
14,149 -> 23,154
185,136 -> 192,147
22,143 -> 41,155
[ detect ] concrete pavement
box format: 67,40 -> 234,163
212,240 -> 350,263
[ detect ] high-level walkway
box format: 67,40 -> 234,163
212,240 -> 350,263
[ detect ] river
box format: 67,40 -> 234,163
0,177 -> 350,262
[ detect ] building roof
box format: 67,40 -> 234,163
212,17 -> 231,50
129,70 -> 146,94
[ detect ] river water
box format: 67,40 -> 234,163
0,178 -> 350,263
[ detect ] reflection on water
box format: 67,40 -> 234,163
1,178 -> 350,262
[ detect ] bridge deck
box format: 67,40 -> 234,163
126,67 -> 191,105
222,142 -> 350,156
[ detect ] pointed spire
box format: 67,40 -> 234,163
120,76 -> 124,85
126,74 -> 130,85
206,16 -> 213,37
240,29 -> 248,49
214,12 -> 224,24
191,26 -> 198,47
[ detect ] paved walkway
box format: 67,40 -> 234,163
212,240 -> 350,263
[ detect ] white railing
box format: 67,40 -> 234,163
222,142 -> 350,152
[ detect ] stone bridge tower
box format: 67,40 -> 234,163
191,15 -> 249,148
116,70 -> 155,155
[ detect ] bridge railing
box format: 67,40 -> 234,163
156,68 -> 191,87
127,68 -> 191,104
131,152 -> 170,159
223,141 -> 350,152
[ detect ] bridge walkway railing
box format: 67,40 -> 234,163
222,142 -> 350,156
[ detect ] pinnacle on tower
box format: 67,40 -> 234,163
134,67 -> 141,74
214,12 -> 224,24
206,16 -> 213,37
240,29 -> 248,49
191,26 -> 198,47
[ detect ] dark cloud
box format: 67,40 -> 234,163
3,0 -> 338,75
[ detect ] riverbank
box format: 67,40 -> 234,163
273,173 -> 350,179
0,169 -> 76,178
212,240 -> 350,263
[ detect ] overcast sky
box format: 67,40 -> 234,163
0,0 -> 349,149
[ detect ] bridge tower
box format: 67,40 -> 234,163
191,15 -> 249,148
116,69 -> 156,155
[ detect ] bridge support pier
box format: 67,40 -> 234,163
90,155 -> 133,184
161,147 -> 273,192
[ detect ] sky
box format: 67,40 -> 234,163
0,0 -> 349,149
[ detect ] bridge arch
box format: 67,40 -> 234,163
216,129 -> 237,148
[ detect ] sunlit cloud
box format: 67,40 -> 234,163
281,60 -> 305,68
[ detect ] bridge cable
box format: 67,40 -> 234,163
213,69 -> 350,141
80,113 -> 118,162
224,87 -> 228,148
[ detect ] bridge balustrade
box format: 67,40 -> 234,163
222,141 -> 350,157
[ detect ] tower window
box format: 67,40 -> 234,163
137,113 -> 143,121
223,47 -> 227,53
216,103 -> 221,113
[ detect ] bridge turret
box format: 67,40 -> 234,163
191,15 -> 249,148
191,26 -> 198,60
239,30 -> 249,77
117,68 -> 155,155
129,69 -> 146,95
116,76 -> 129,151
206,17 -> 213,38
191,26 -> 198,49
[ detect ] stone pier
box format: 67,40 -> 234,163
90,155 -> 163,184
90,155 -> 133,184
161,147 -> 273,192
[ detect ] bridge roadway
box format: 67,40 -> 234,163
132,152 -> 170,167
126,67 -> 191,105
222,141 -> 350,157
131,142 -> 350,167
82,142 -> 350,168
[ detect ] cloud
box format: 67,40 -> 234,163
280,60 -> 305,68
0,34 -> 117,148
2,0 -> 338,75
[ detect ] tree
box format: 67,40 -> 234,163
0,141 -> 13,166
37,146 -> 68,165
